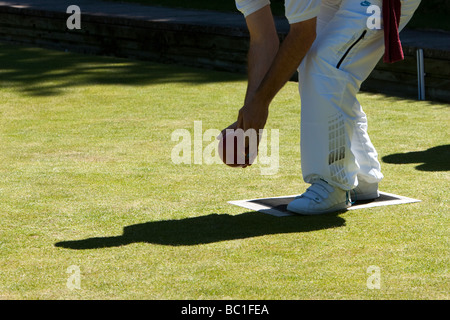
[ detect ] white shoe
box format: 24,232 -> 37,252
352,179 -> 380,201
287,179 -> 351,215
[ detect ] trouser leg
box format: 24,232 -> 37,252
298,0 -> 421,190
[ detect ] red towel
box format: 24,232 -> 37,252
383,0 -> 403,63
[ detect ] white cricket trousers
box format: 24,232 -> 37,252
298,0 -> 421,190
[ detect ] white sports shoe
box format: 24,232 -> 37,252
287,179 -> 351,215
351,179 -> 380,201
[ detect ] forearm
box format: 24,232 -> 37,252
244,5 -> 280,105
229,14 -> 317,136
245,35 -> 279,105
251,18 -> 317,108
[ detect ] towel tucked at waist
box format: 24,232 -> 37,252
383,0 -> 403,63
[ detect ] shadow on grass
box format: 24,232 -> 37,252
55,211 -> 346,249
382,144 -> 450,171
0,43 -> 245,96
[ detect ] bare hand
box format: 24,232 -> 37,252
218,101 -> 269,167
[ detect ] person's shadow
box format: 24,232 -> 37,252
382,144 -> 449,171
55,212 -> 346,249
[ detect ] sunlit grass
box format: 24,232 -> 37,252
0,43 -> 448,299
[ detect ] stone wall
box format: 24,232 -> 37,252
0,5 -> 449,102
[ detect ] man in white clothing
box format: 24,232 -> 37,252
223,0 -> 421,215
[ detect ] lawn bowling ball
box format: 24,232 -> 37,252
218,131 -> 256,168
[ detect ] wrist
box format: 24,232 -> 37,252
250,91 -> 271,111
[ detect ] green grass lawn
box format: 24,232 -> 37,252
0,43 -> 448,300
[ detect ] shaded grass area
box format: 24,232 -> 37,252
0,44 -> 243,97
383,145 -> 449,172
0,43 -> 448,299
55,212 -> 346,248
